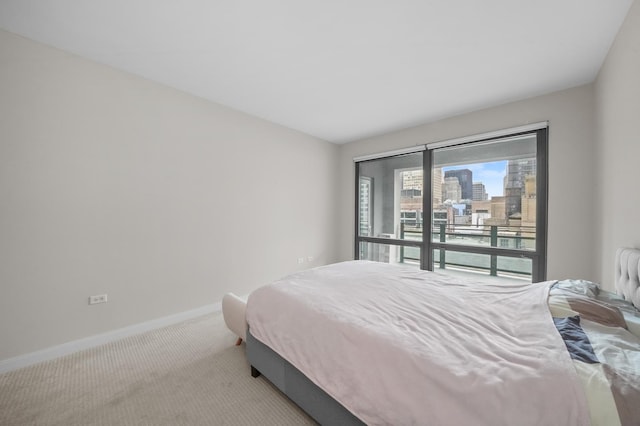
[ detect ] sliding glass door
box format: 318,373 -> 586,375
355,151 -> 424,267
355,127 -> 548,282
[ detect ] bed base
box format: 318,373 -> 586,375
246,330 -> 364,425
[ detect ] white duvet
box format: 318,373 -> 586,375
246,261 -> 590,425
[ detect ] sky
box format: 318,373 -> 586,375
443,161 -> 507,198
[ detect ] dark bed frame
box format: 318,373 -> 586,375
246,330 -> 364,425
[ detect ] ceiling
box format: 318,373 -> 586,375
0,1 -> 633,144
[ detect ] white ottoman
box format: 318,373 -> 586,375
222,293 -> 247,345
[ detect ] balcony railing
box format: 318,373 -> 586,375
399,223 -> 535,279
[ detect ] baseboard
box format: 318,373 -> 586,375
0,302 -> 222,374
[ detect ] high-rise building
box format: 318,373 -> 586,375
444,169 -> 473,200
443,177 -> 462,202
402,170 -> 422,191
400,170 -> 423,227
504,159 -> 536,217
472,182 -> 488,201
521,175 -> 537,227
432,167 -> 443,206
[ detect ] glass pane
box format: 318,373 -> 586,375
359,242 -> 420,267
497,256 -> 532,279
358,152 -> 423,241
432,134 -> 537,251
430,224 -> 536,250
432,249 -> 532,282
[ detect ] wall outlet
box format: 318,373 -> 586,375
297,257 -> 304,264
307,256 -> 314,262
89,294 -> 108,305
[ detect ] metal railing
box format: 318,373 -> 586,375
399,223 -> 536,279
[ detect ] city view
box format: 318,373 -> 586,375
398,156 -> 537,279
400,157 -> 537,233
357,133 -> 543,281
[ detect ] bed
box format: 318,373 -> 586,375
242,248 -> 640,425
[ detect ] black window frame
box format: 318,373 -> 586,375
354,127 -> 548,282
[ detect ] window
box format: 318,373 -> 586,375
355,126 -> 548,282
355,151 -> 423,267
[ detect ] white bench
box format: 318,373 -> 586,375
222,293 -> 248,345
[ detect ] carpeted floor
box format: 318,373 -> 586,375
0,312 -> 316,425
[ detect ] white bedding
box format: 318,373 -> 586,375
246,260 -> 590,425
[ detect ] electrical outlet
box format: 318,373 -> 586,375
307,256 -> 314,262
89,294 -> 108,305
297,257 -> 304,264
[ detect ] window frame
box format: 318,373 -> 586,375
354,127 -> 548,282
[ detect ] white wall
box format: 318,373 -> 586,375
3,1 -> 637,363
0,30 -> 338,361
594,0 -> 640,288
337,85 -> 597,285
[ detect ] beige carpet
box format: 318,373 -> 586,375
0,312 -> 316,425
